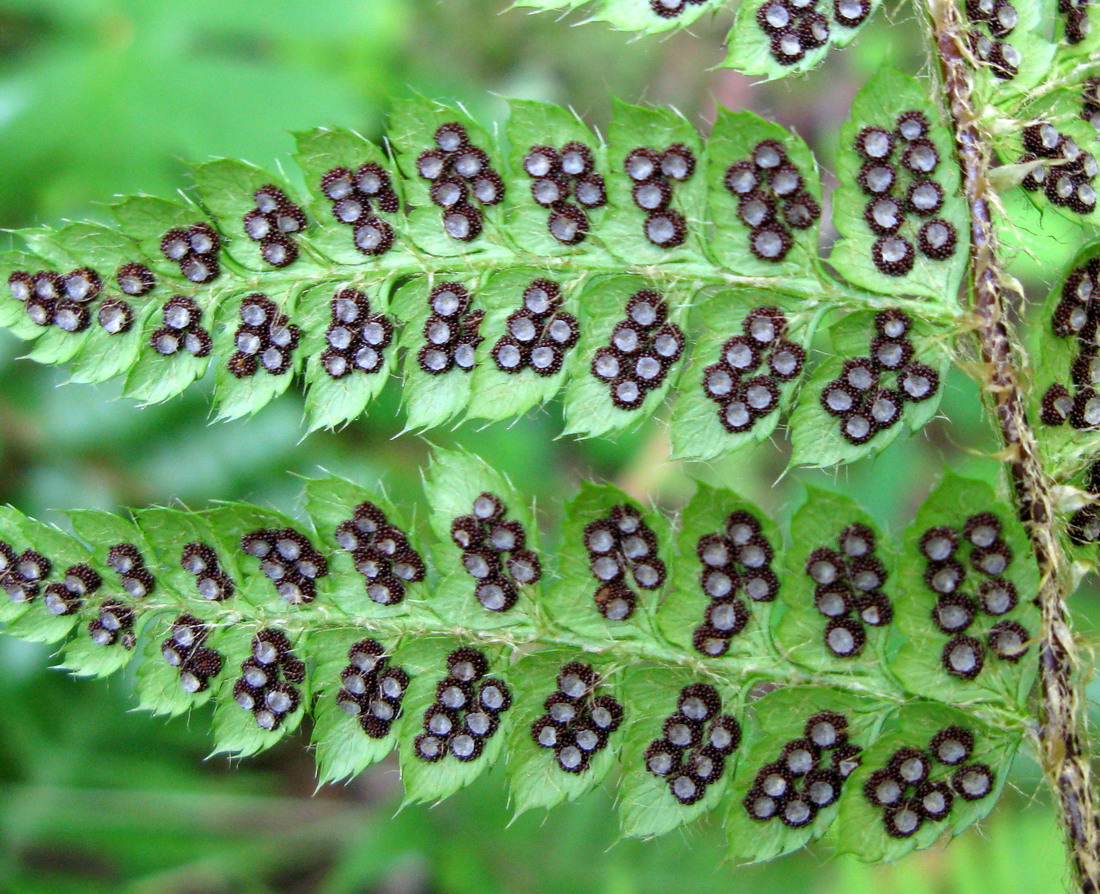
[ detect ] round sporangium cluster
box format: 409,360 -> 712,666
0,540 -> 52,605
90,545 -> 152,648
1082,77 -> 1100,134
589,288 -> 684,410
522,142 -> 606,245
754,0 -> 841,67
241,185 -> 306,267
1040,258 -> 1100,429
414,647 -> 511,763
42,562 -> 100,616
159,223 -> 221,284
160,614 -> 224,694
232,629 -> 306,731
644,683 -> 740,805
703,306 -> 804,434
623,143 -> 696,248
804,522 -> 891,659
863,725 -> 992,837
964,0 -> 1022,77
321,288 -> 395,379
416,122 -> 504,242
1059,0 -> 1091,44
7,266 -> 108,334
743,711 -> 861,827
320,161 -> 398,256
690,509 -> 779,658
87,598 -> 137,650
227,294 -> 301,378
491,279 -> 578,377
648,0 -> 708,18
819,309 -> 939,445
918,511 -> 1031,680
95,262 -> 157,336
335,638 -> 409,737
107,542 -> 157,600
180,542 -> 235,602
240,527 -> 329,604
853,111 -> 957,274
724,140 -> 820,261
334,501 -> 425,606
451,492 -> 541,613
149,296 -> 212,360
583,503 -> 666,622
1018,122 -> 1098,216
531,662 -> 624,775
115,262 -> 156,299
417,282 -> 484,375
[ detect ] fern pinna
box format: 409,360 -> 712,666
0,453 -> 1033,859
0,0 -> 1099,882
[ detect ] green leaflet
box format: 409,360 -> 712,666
0,508 -> 92,646
300,279 -> 400,432
19,224 -> 125,369
393,275 -> 484,432
829,68 -> 969,304
421,449 -> 545,633
617,667 -> 745,838
503,100 -> 616,265
308,628 -> 410,784
56,509 -> 154,677
292,126 -> 412,270
774,486 -> 901,686
59,221 -> 163,386
655,483 -> 782,668
0,249 -> 61,342
387,97 -> 513,262
998,90 -> 1100,229
724,686 -> 886,863
190,159 -> 328,280
889,474 -> 1040,711
964,0 -> 1057,110
1028,241 -> 1100,471
134,614 -> 226,718
211,625 -> 311,758
723,0 -> 881,78
705,111 -> 824,283
550,481 -> 673,645
466,269 -> 585,422
601,100 -> 709,266
303,474 -> 432,622
669,291 -> 817,461
505,650 -> 626,815
562,275 -> 694,439
212,285 -> 307,421
836,702 -> 1019,861
788,308 -> 952,468
212,501 -> 337,623
396,637 -> 514,804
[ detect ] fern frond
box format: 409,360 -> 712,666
0,453 -> 1036,858
2,86 -> 968,463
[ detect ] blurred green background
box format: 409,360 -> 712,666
0,0 -> 1093,891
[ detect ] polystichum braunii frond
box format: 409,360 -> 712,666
0,453 -> 1034,860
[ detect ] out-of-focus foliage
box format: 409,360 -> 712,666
0,0 -> 1092,891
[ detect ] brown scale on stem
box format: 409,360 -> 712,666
926,0 -> 1099,888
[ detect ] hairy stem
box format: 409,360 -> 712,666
925,1 -> 1100,889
